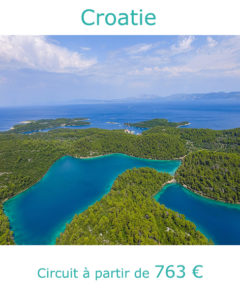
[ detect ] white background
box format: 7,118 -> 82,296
0,0 -> 240,299
0,246 -> 239,299
0,0 -> 239,35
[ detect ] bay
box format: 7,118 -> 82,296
3,154 -> 180,245
155,183 -> 240,245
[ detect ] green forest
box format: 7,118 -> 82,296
125,118 -> 189,128
56,168 -> 210,245
8,118 -> 90,133
176,151 -> 240,203
143,126 -> 240,154
0,203 -> 14,245
1,117 -> 240,244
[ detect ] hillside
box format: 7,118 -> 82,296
56,168 -> 210,245
176,151 -> 240,203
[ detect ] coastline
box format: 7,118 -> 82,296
8,118 -> 90,132
3,152 -> 182,204
177,122 -> 191,128
164,178 -> 176,186
126,122 -> 191,130
2,155 -> 63,204
5,150 -> 237,215
20,120 -> 33,124
77,152 -> 183,161
175,181 -> 240,206
4,153 -> 239,246
155,176 -> 240,206
152,178 -> 176,198
9,120 -> 33,131
3,153 -> 181,245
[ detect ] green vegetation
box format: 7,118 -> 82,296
143,126 -> 240,154
0,134 -> 65,201
0,134 -> 66,245
0,128 -> 187,202
56,168 -> 210,245
1,117 -> 240,245
176,151 -> 240,203
125,118 -> 189,128
0,203 -> 13,245
0,125 -> 187,245
8,118 -> 90,133
70,130 -> 187,160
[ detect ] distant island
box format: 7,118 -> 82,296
8,118 -> 90,133
0,117 -> 240,245
124,118 -> 189,129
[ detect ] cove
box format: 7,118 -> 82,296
3,154 -> 180,245
155,183 -> 240,245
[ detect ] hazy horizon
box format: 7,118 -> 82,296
1,90 -> 240,108
1,36 -> 240,107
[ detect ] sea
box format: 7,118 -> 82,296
0,100 -> 240,132
2,99 -> 240,245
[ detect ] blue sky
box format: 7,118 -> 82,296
0,35 -> 240,106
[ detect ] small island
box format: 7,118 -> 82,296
8,118 -> 90,134
124,118 -> 189,129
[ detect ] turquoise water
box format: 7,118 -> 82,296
3,154 -> 180,245
155,183 -> 240,245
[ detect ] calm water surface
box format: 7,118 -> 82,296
156,183 -> 240,245
1,101 -> 240,132
2,101 -> 240,245
4,154 -> 180,245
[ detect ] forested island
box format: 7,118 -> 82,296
8,118 -> 90,133
56,168 -> 210,245
125,118 -> 189,128
0,117 -> 240,244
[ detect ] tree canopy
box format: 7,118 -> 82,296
176,150 -> 240,203
1,118 -> 240,244
57,168 -> 210,245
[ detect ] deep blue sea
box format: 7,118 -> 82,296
0,100 -> 240,132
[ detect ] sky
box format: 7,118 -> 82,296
0,35 -> 240,106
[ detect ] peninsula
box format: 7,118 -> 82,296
56,168 -> 210,245
0,117 -> 240,245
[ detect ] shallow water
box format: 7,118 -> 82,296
155,183 -> 240,245
4,154 -> 180,245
